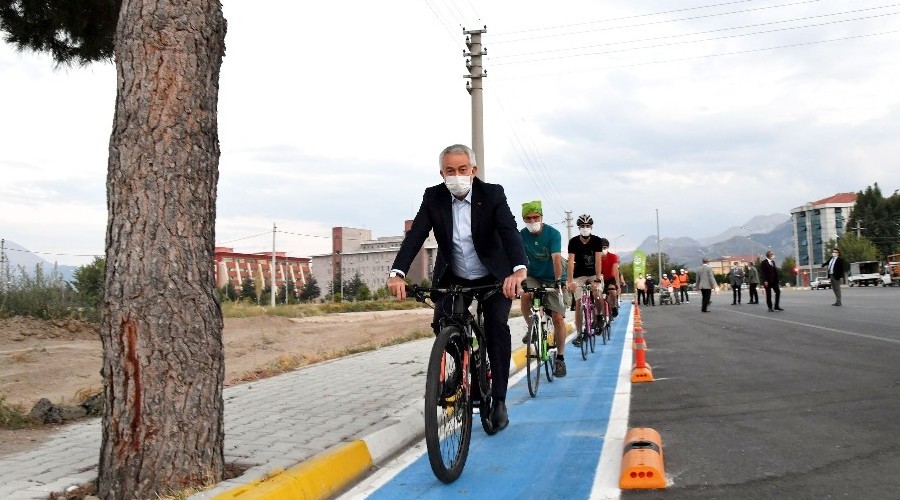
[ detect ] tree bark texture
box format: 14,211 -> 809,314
99,1 -> 226,498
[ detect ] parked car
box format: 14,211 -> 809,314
811,276 -> 831,289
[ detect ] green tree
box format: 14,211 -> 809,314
72,256 -> 106,309
780,255 -> 797,285
240,277 -> 255,301
343,271 -> 366,302
827,235 -> 880,263
4,1 -> 230,493
847,183 -> 900,257
298,276 -> 321,303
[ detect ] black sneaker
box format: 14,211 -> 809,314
612,307 -> 619,318
554,358 -> 567,377
572,337 -> 582,347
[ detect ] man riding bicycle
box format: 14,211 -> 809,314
599,237 -> 620,318
566,214 -> 603,348
387,144 -> 526,432
518,200 -> 568,377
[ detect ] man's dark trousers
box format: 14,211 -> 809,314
764,283 -> 781,310
431,274 -> 512,401
701,289 -> 712,311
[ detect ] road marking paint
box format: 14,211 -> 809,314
725,309 -> 900,345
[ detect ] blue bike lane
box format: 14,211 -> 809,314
348,302 -> 634,499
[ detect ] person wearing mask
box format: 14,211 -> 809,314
644,274 -> 656,306
670,269 -> 682,304
600,238 -> 621,317
388,144 -> 526,432
696,258 -> 719,312
518,200 -> 568,377
759,250 -> 784,312
636,273 -> 647,307
679,269 -> 690,303
566,214 -> 603,347
728,261 -> 745,305
824,247 -> 847,306
746,261 -> 760,304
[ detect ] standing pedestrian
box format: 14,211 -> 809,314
636,273 -> 646,306
747,262 -> 760,304
679,269 -> 690,303
728,261 -> 744,305
759,250 -> 783,312
824,247 -> 847,306
645,274 -> 656,306
696,258 -> 718,312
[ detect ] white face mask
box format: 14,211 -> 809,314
444,175 -> 471,197
833,252 -> 839,257
579,228 -> 591,238
527,221 -> 542,234
601,249 -> 609,255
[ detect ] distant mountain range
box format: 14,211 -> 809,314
620,213 -> 793,267
2,240 -> 78,283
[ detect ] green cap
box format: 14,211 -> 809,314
522,200 -> 542,217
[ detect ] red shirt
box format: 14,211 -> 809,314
601,252 -> 619,281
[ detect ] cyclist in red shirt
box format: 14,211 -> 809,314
598,238 -> 620,318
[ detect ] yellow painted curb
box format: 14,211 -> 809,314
213,440 -> 372,500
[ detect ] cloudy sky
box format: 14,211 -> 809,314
2,0 -> 898,268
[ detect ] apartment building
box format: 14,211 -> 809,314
214,247 -> 311,294
310,222 -> 437,299
790,192 -> 857,286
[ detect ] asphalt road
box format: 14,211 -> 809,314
625,286 -> 900,499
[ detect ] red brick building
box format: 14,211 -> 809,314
214,247 -> 311,293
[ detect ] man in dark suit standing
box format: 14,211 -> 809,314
824,247 -> 847,306
759,250 -> 784,312
387,144 -> 527,432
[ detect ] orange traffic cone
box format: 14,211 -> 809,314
633,327 -> 648,350
631,342 -> 654,383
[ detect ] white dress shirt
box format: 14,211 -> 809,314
449,190 -> 491,279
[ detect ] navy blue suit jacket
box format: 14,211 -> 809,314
391,177 -> 526,285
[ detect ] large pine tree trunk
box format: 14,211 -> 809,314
99,1 -> 226,497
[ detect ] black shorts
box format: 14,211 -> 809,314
603,278 -> 618,291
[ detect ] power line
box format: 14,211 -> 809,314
491,0 -> 824,43
492,11 -> 900,67
494,29 -> 900,81
490,4 -> 900,61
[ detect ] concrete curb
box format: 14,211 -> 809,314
200,319 -> 575,500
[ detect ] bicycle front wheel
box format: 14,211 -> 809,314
424,326 -> 472,483
544,322 -> 555,383
525,320 -> 541,397
589,318 -> 597,352
580,304 -> 590,360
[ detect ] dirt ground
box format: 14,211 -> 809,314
0,308 -> 435,457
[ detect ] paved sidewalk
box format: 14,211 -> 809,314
0,316 -> 527,499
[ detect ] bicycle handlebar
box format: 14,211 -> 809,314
405,282 -> 503,303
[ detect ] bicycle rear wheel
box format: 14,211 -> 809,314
580,303 -> 590,360
525,320 -> 540,397
544,322 -> 555,383
424,326 -> 472,483
589,316 -> 597,352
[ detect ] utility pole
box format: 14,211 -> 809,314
270,223 -> 276,307
565,211 -> 573,241
656,209 -> 663,280
464,26 -> 487,180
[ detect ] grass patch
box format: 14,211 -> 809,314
220,299 -> 427,319
228,328 -> 434,385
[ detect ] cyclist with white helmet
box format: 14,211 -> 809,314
566,214 -> 603,347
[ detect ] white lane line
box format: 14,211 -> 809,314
590,311 -> 633,499
724,309 -> 900,345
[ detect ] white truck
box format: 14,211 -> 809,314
847,261 -> 882,287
